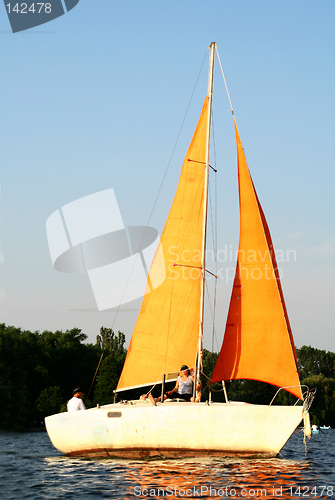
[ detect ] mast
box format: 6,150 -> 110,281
195,42 -> 215,395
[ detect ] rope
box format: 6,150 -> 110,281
215,46 -> 234,115
201,369 -> 226,393
141,382 -> 159,399
205,275 -> 222,356
86,351 -> 104,404
210,114 -> 219,361
205,278 -> 221,355
302,388 -> 316,413
302,388 -> 315,456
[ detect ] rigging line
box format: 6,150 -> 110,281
172,263 -> 217,279
205,279 -> 221,354
142,382 -> 158,399
204,279 -> 221,355
205,279 -> 221,355
188,158 -> 216,172
137,46 -> 208,231
204,143 -> 221,364
205,280 -> 215,329
212,115 -> 218,360
201,369 -> 225,392
208,114 -> 219,361
86,330 -> 119,402
208,180 -> 215,255
110,48 -> 209,335
215,46 -> 234,115
86,351 -> 104,404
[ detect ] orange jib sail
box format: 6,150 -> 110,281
212,120 -> 302,400
117,98 -> 208,392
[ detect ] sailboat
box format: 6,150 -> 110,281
45,43 -> 313,458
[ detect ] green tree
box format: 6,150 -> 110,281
295,346 -> 335,426
0,324 -> 101,428
301,374 -> 335,427
96,327 -> 126,357
93,328 -> 127,405
36,386 -> 64,418
37,327 -> 100,405
297,346 -> 335,379
0,324 -> 37,428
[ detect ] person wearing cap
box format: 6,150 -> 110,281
148,365 -> 202,404
67,387 -> 86,412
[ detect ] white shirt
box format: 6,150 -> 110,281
67,396 -> 86,411
178,375 -> 193,395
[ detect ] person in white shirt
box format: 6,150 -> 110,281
67,387 -> 86,411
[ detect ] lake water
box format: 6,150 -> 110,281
0,429 -> 334,499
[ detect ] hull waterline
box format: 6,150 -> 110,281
45,401 -> 303,458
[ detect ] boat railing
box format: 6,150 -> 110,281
160,372 -> 179,402
269,385 -> 310,406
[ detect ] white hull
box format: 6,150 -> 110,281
45,401 -> 303,458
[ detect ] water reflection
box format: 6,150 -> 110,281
122,457 -> 311,499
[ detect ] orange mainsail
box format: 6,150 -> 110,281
211,120 -> 302,399
117,99 -> 208,391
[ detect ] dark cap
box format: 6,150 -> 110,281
73,387 -> 82,394
180,365 -> 189,371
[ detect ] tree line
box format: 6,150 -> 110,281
0,324 -> 126,429
0,323 -> 334,429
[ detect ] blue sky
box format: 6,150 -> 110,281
1,0 -> 334,352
